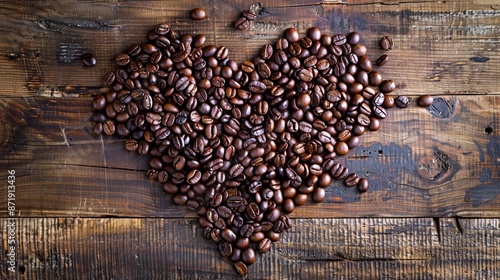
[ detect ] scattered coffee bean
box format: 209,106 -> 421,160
380,35 -> 394,50
190,8 -> 206,20
82,53 -> 97,67
418,95 -> 434,107
395,95 -> 410,108
376,54 -> 388,66
357,178 -> 369,192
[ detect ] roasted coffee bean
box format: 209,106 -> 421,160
395,95 -> 410,108
357,178 -> 369,192
418,95 -> 434,107
376,54 -> 389,66
344,173 -> 360,187
379,79 -> 396,93
373,105 -> 388,119
82,53 -> 97,67
234,262 -> 248,277
115,53 -> 130,66
234,17 -> 250,30
380,35 -> 394,50
372,92 -> 385,106
190,8 -> 206,20
259,238 -> 272,253
332,34 -> 347,45
368,71 -> 383,86
284,28 -> 300,43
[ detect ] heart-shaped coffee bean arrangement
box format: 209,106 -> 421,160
90,21 -> 405,276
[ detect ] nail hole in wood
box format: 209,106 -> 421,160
485,126 -> 493,135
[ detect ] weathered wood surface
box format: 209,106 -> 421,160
0,0 -> 499,278
0,0 -> 498,218
1,218 -> 499,279
0,95 -> 498,218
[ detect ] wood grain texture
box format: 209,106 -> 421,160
0,0 -> 498,278
1,218 -> 499,279
0,95 -> 498,218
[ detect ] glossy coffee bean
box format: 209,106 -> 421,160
379,80 -> 396,93
82,53 -> 97,67
395,95 -> 410,108
380,36 -> 394,50
344,173 -> 360,187
357,178 -> 369,192
418,95 -> 434,107
190,8 -> 206,20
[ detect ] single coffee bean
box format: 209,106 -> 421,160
259,237 -> 272,253
190,8 -> 206,20
357,178 -> 369,192
312,187 -> 326,203
124,139 -> 138,151
242,10 -> 257,21
418,95 -> 434,107
376,54 -> 389,66
379,80 -> 396,93
383,95 -> 395,108
395,95 -> 410,108
82,53 -> 97,67
344,173 -> 360,187
380,35 -> 394,50
332,34 -> 347,45
115,53 -> 130,66
234,16 -> 250,30
284,28 -> 300,43
234,261 -> 247,277
368,71 -> 382,86
372,105 -> 388,119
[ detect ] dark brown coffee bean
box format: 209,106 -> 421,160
357,113 -> 371,126
312,187 -> 326,203
82,53 -> 97,67
234,16 -> 249,30
383,95 -> 395,108
115,53 -> 130,66
260,44 -> 274,60
234,261 -> 247,276
190,8 -> 206,20
247,202 -> 260,219
242,10 -> 257,20
372,92 -> 385,106
241,247 -> 256,265
331,163 -> 349,179
379,79 -> 396,93
186,169 -> 202,184
357,178 -> 369,192
332,34 -> 347,45
395,95 -> 410,108
124,139 -> 138,151
284,28 -> 300,43
368,71 -> 382,86
221,228 -> 237,243
376,54 -> 389,66
380,35 -> 394,50
344,173 -> 360,187
240,224 -> 254,238
373,105 -> 388,119
259,237 -> 272,253
418,95 -> 434,107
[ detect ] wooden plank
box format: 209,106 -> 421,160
0,0 -> 498,97
0,95 -> 498,218
1,218 -> 499,279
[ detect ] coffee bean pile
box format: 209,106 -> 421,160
91,23 -> 402,276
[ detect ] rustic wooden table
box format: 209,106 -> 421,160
0,0 -> 499,279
